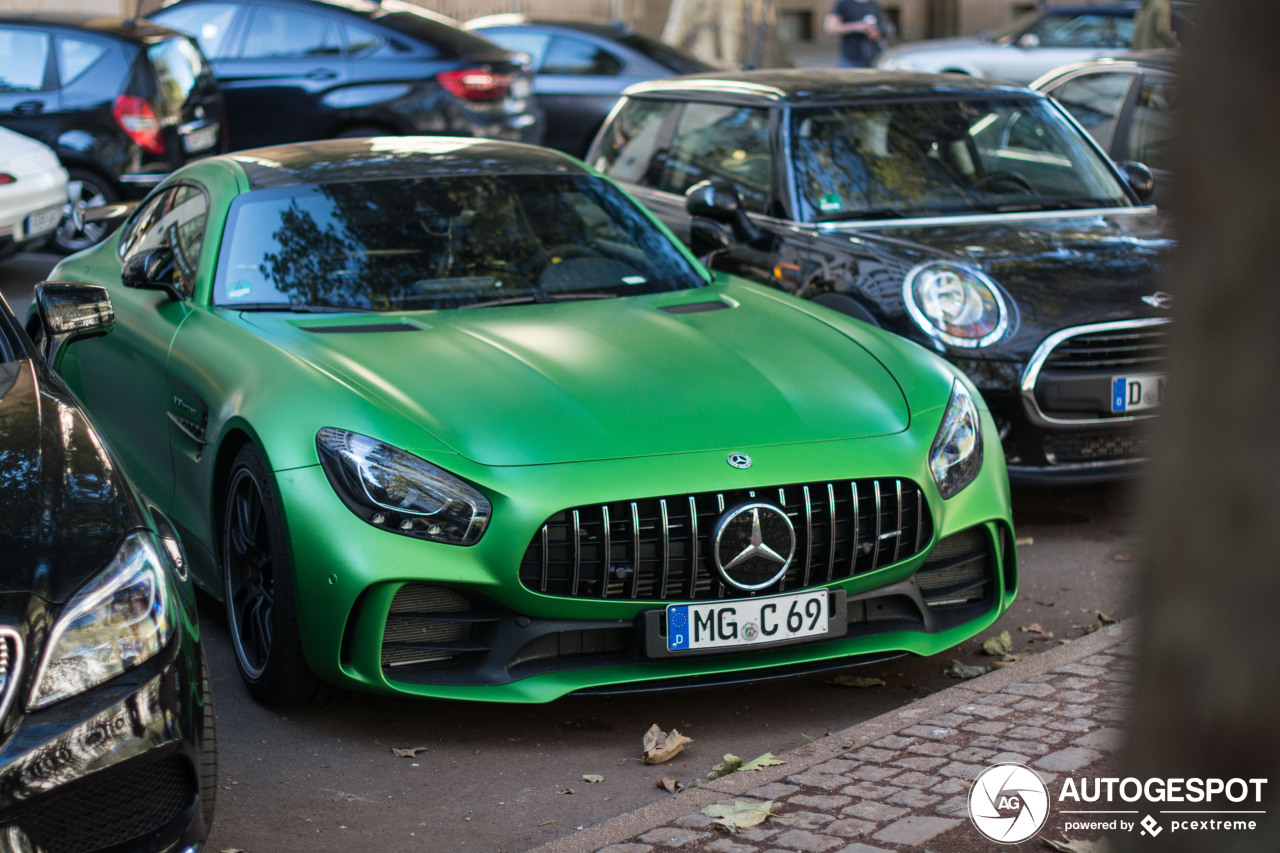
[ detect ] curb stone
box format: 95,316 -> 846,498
526,620 -> 1133,853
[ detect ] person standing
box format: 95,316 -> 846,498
1132,0 -> 1179,50
824,0 -> 886,68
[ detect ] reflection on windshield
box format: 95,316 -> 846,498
214,174 -> 705,311
791,99 -> 1130,223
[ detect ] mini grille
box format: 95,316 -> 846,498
520,479 -> 932,601
1044,428 -> 1153,464
20,756 -> 193,853
1043,325 -> 1169,372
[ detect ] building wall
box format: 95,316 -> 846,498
11,0 -> 1035,44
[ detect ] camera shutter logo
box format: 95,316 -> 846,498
968,763 -> 1050,843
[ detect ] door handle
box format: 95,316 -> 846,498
12,101 -> 44,115
306,69 -> 338,80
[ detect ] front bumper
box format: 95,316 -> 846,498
276,419 -> 1016,702
0,640 -> 208,853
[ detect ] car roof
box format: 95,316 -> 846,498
624,69 -> 1039,105
227,137 -> 582,190
467,14 -> 630,37
0,12 -> 190,44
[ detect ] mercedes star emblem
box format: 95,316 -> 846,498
727,452 -> 753,469
712,503 -> 796,590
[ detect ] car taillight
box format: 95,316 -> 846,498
437,69 -> 513,103
0,174 -> 14,186
113,95 -> 165,154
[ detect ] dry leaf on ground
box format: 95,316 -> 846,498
944,659 -> 990,679
701,800 -> 777,833
740,753 -> 785,772
657,778 -> 684,793
642,723 -> 693,765
827,675 -> 887,688
582,774 -> 604,783
704,754 -> 743,782
391,746 -> 428,758
981,630 -> 1013,656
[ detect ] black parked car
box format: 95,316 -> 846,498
0,287 -> 214,849
1033,49 -> 1177,205
464,16 -> 712,157
151,0 -> 542,152
588,70 -> 1173,482
0,13 -> 226,253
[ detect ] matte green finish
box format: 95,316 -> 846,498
48,147 -> 1016,702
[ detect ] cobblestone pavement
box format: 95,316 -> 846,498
530,621 -> 1136,853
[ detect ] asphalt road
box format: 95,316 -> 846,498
1,251 -> 1144,853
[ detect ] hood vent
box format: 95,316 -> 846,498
659,301 -> 730,315
302,323 -> 422,334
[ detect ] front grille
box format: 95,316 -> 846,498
381,586 -> 485,671
1043,324 -> 1169,372
520,479 -> 933,602
20,756 -> 193,853
1044,427 -> 1153,463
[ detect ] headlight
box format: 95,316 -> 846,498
903,262 -> 1008,348
929,380 -> 984,499
316,428 -> 491,546
29,531 -> 173,709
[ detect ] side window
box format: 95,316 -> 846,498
1030,14 -> 1120,48
592,98 -> 679,185
241,8 -> 340,59
153,3 -> 241,59
480,30 -> 551,66
0,28 -> 52,93
121,185 -> 210,297
1046,71 -> 1136,149
541,37 -> 622,76
1127,72 -> 1176,172
342,23 -> 382,56
56,37 -> 107,85
660,103 -> 773,213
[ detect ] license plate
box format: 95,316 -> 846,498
182,124 -> 219,153
511,77 -> 531,100
1111,373 -> 1165,413
666,589 -> 829,652
24,205 -> 60,237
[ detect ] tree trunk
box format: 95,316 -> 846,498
1122,3 -> 1280,851
661,0 -> 791,69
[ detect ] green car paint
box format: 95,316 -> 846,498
46,138 -> 1016,704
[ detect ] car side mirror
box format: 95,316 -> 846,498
1119,161 -> 1155,202
122,246 -> 183,301
1016,33 -> 1040,49
685,180 -> 765,249
35,282 -> 115,371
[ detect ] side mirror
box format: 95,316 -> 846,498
1016,33 -> 1040,49
35,282 -> 115,371
1119,161 -> 1155,203
122,246 -> 183,301
685,180 -> 765,249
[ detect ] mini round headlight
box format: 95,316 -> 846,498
903,262 -> 1008,348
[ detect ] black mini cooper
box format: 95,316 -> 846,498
0,288 -> 214,850
588,69 -> 1172,483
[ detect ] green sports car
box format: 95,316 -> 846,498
38,137 -> 1016,704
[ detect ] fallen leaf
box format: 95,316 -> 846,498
1096,612 -> 1116,626
944,659 -> 990,679
537,821 -> 555,827
827,675 -> 887,688
642,724 -> 693,765
1044,837 -> 1110,853
392,746 -> 428,759
1020,623 -> 1049,636
1035,600 -> 1056,607
1015,536 -> 1034,546
582,774 -> 605,783
740,753 -> 785,772
701,800 -> 777,833
991,654 -> 1026,668
558,788 -> 574,795
1112,553 -> 1132,562
704,754 -> 744,782
657,778 -> 684,793
221,849 -> 245,853
981,630 -> 1013,656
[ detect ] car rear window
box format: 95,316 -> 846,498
371,2 -> 514,58
146,36 -> 218,114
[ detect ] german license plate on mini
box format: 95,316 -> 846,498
512,77 -> 531,100
182,124 -> 219,153
24,205 -> 60,237
666,589 -> 829,652
1111,373 -> 1165,413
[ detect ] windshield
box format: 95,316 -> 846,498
214,173 -> 706,311
790,98 -> 1132,223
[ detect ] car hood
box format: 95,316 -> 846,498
852,211 -> 1174,350
0,359 -> 136,603
243,285 -> 911,466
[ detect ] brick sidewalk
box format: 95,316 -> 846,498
529,621 -> 1136,853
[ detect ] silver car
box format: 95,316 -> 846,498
875,3 -> 1186,84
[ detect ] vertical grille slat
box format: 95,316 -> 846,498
520,478 -> 933,602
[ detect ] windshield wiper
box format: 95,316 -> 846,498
462,292 -> 619,309
814,209 -> 908,223
976,199 -> 1111,213
222,302 -> 375,313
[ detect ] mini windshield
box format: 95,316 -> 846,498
791,98 -> 1132,223
214,173 -> 706,311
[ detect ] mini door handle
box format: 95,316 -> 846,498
12,101 -> 44,115
306,69 -> 338,80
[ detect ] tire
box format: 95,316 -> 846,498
53,169 -> 118,255
221,444 -> 323,704
198,652 -> 217,831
